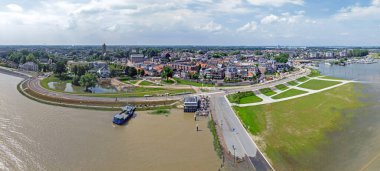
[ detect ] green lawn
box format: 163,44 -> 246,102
234,83 -> 364,169
259,88 -> 277,96
298,79 -> 341,90
287,81 -> 298,86
162,79 -> 175,85
319,76 -> 346,80
275,84 -> 288,91
308,69 -> 321,77
174,78 -> 214,87
129,80 -> 139,84
227,91 -> 263,104
40,75 -> 71,91
296,76 -> 309,82
78,87 -> 195,98
139,80 -> 159,86
272,89 -> 308,99
239,95 -> 263,104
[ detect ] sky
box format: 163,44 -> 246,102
0,0 -> 379,46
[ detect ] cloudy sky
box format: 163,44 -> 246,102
0,0 -> 380,46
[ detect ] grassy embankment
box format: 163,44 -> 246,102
287,81 -> 298,86
227,91 -> 263,104
308,69 -> 321,77
272,89 -> 308,99
319,76 -> 346,80
298,80 -> 341,90
174,78 -> 214,87
209,116 -> 223,158
296,76 -> 309,82
139,80 -> 160,86
275,84 -> 288,91
259,88 -> 277,96
234,83 -> 364,170
40,76 -> 194,97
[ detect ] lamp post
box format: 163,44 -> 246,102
232,145 -> 236,164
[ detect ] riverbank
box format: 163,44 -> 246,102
1,73 -> 222,170
233,83 -> 365,170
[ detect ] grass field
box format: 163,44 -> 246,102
275,84 -> 288,91
78,87 -> 195,98
308,69 -> 321,77
139,80 -> 159,86
227,91 -> 263,104
319,76 -> 346,80
234,83 -> 364,170
239,95 -> 263,104
296,76 -> 309,82
174,78 -> 214,87
40,75 -> 71,91
259,88 -> 277,96
298,79 -> 341,90
272,89 -> 307,99
287,81 -> 298,86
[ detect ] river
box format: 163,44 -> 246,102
313,61 -> 380,171
0,73 -> 220,171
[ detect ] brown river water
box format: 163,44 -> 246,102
0,73 -> 220,171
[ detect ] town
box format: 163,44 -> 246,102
0,45 -> 376,87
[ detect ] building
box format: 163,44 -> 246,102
19,62 -> 38,71
97,66 -> 110,78
130,54 -> 145,64
184,96 -> 199,112
325,52 -> 334,58
102,43 -> 107,55
225,66 -> 238,79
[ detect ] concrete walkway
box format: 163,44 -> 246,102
231,78 -> 358,107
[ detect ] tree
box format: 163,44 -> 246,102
26,54 -> 35,62
79,73 -> 97,92
54,61 -> 67,77
72,75 -> 80,86
161,66 -> 173,81
138,69 -> 145,76
72,65 -> 78,75
128,67 -> 137,77
274,53 -> 289,63
77,65 -> 88,76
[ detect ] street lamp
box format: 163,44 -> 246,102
232,145 -> 236,164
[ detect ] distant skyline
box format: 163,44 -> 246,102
1,0 -> 380,46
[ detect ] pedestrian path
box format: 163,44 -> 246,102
230,77 -> 358,107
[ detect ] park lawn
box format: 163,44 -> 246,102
162,79 -> 175,85
129,80 -> 139,84
287,81 -> 298,86
308,69 -> 321,77
174,78 -> 214,87
259,88 -> 277,96
234,83 -> 364,170
40,75 -> 71,91
298,79 -> 341,90
239,95 -> 263,104
78,87 -> 195,98
296,76 -> 309,82
272,89 -> 307,99
275,84 -> 288,91
139,80 -> 159,86
319,76 -> 346,80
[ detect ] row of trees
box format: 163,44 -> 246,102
348,49 -> 369,57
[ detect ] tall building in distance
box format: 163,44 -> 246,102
102,43 -> 107,55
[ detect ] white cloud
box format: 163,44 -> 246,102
261,14 -> 279,24
104,24 -> 120,32
196,21 -> 223,32
237,22 -> 257,32
334,0 -> 380,20
246,0 -> 304,7
6,4 -> 23,12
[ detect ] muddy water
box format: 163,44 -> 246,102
308,62 -> 380,171
0,73 -> 220,171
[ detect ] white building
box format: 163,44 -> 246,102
19,62 -> 38,71
129,54 -> 146,64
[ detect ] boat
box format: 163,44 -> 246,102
112,105 -> 136,125
325,62 -> 331,66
